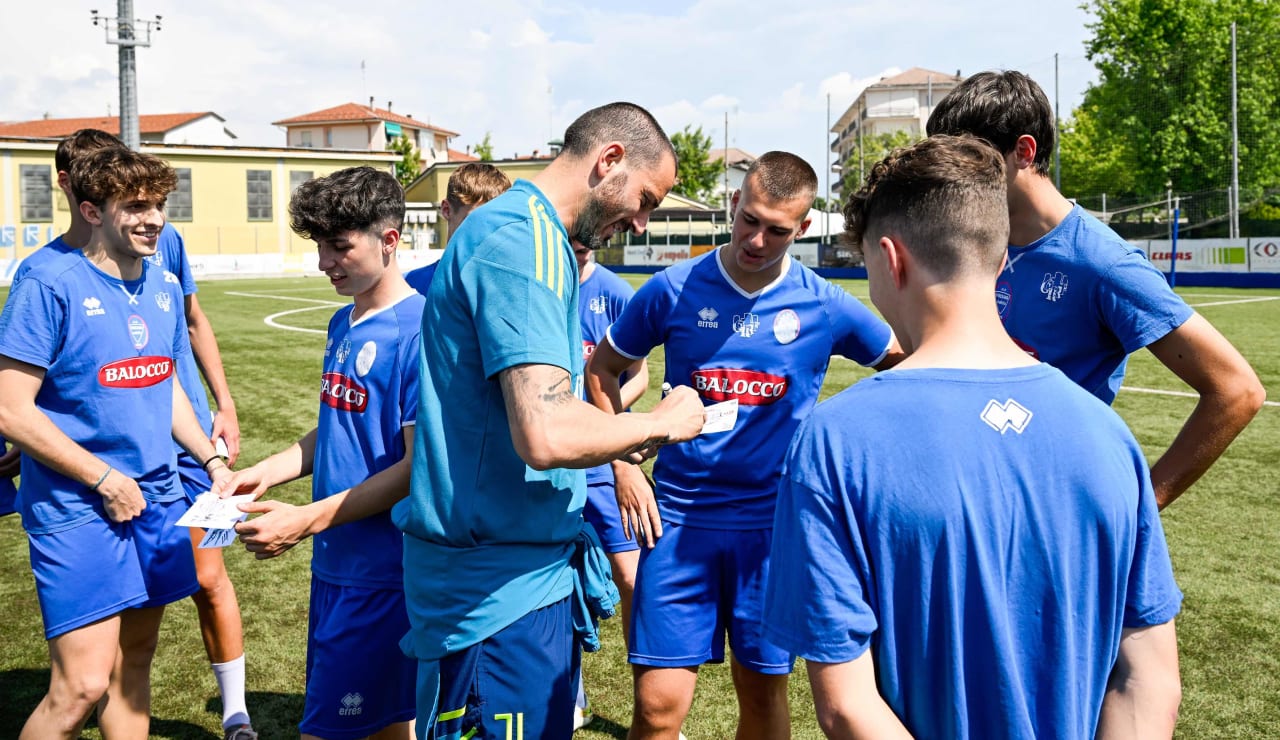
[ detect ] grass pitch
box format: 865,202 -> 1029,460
0,276 -> 1277,738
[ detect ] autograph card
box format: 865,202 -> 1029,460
700,399 -> 739,434
198,527 -> 240,549
175,491 -> 254,530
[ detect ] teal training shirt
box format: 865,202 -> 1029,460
394,179 -> 586,660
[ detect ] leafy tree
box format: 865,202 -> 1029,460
388,135 -> 420,188
1058,102 -> 1137,199
840,130 -> 916,195
671,125 -> 721,205
473,132 -> 495,161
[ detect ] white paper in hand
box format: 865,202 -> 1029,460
700,399 -> 739,434
175,491 -> 255,530
198,527 -> 239,549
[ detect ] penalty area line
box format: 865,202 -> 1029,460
1122,385 -> 1280,408
224,291 -> 345,335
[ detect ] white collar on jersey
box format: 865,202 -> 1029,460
714,247 -> 792,299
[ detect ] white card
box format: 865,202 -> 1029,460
198,527 -> 239,549
175,491 -> 255,530
700,399 -> 739,434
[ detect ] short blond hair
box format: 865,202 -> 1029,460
446,163 -> 512,208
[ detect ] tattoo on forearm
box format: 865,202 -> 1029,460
504,366 -> 575,424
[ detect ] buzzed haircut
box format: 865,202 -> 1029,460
289,166 -> 405,241
927,70 -> 1056,176
560,102 -> 676,169
446,163 -> 512,208
56,129 -> 126,174
743,151 -> 818,206
69,147 -> 177,208
843,134 -> 1009,279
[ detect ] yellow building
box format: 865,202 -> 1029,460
1,136 -> 398,276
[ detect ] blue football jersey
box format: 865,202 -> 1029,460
0,251 -> 188,534
405,263 -> 438,296
606,249 -> 893,529
312,293 -> 424,589
579,264 -> 636,485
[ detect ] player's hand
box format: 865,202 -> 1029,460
211,404 -> 242,466
0,445 -> 19,478
206,461 -> 234,490
234,499 -> 315,560
211,465 -> 271,500
614,463 -> 662,548
650,385 -> 705,444
97,470 -> 147,523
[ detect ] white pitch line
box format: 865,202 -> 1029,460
224,291 -> 345,335
225,291 -> 345,306
1187,296 -> 1280,308
1121,385 -> 1280,408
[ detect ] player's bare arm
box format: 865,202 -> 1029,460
871,334 -> 909,371
0,356 -> 145,522
1096,621 -> 1181,739
501,362 -> 703,471
185,293 -> 241,464
212,428 -> 317,500
1145,313 -> 1265,508
171,377 -> 231,488
235,427 -> 415,560
807,654 -> 914,740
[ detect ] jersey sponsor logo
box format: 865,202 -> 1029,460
127,314 -> 149,350
155,291 -> 172,313
1040,271 -> 1069,301
995,281 -> 1012,320
733,312 -> 760,338
83,297 -> 106,317
772,309 -> 800,344
582,340 -> 597,359
980,398 -> 1033,434
588,295 -> 609,314
339,691 -> 364,716
697,307 -> 719,328
355,340 -> 377,377
320,372 -> 368,412
98,356 -> 173,388
692,368 -> 787,405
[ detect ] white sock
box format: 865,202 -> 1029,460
211,654 -> 251,728
575,666 -> 588,711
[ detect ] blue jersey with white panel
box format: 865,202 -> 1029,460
312,293 -> 423,590
996,205 -> 1193,403
404,262 -> 438,296
579,264 -> 635,485
764,364 -> 1182,739
393,179 -> 585,660
606,248 -> 892,529
0,250 -> 188,534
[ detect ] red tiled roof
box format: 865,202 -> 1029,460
874,67 -> 963,87
709,147 -> 756,166
271,103 -> 459,136
447,148 -> 479,162
0,112 -> 218,138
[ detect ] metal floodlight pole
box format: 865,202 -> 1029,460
1054,53 -> 1062,191
1230,21 -> 1240,240
91,1 -> 162,151
825,93 -> 831,246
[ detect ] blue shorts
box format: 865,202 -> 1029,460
582,480 -> 639,554
29,498 -> 197,639
302,577 -> 416,739
432,595 -> 579,740
629,522 -> 792,674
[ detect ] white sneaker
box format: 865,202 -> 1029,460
573,706 -> 593,731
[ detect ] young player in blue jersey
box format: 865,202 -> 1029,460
764,134 -> 1184,739
0,146 -> 233,739
587,151 -> 904,740
392,102 -> 705,740
927,71 -> 1264,508
405,163 -> 511,295
5,128 -> 256,738
213,167 -> 421,740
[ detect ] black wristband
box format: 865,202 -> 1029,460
201,455 -> 222,471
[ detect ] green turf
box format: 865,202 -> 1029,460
0,276 -> 1276,738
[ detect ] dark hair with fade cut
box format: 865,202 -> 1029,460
743,151 -> 818,206
926,70 -> 1056,176
56,128 -> 126,174
70,147 -> 177,209
446,163 -> 512,208
843,134 -> 1009,279
289,166 -> 405,241
560,102 -> 676,170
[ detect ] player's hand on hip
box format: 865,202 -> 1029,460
615,464 -> 663,548
234,499 -> 311,559
211,404 -> 241,466
651,385 -> 705,444
98,471 -> 147,523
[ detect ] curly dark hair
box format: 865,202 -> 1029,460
289,166 -> 404,241
69,147 -> 176,208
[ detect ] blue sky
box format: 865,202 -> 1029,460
3,1 -> 1101,190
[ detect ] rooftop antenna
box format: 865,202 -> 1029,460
91,1 -> 162,151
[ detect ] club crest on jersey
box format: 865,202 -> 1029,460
98,356 -> 173,388
83,297 -> 106,317
691,368 -> 787,405
1040,271 -> 1069,302
772,309 -> 800,345
335,339 -> 352,365
980,398 -> 1033,434
588,295 -> 609,314
697,307 -> 719,329
995,281 -> 1012,320
733,312 -> 760,338
320,372 -> 368,412
127,314 -> 149,350
355,341 -> 377,377
155,291 -> 172,313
